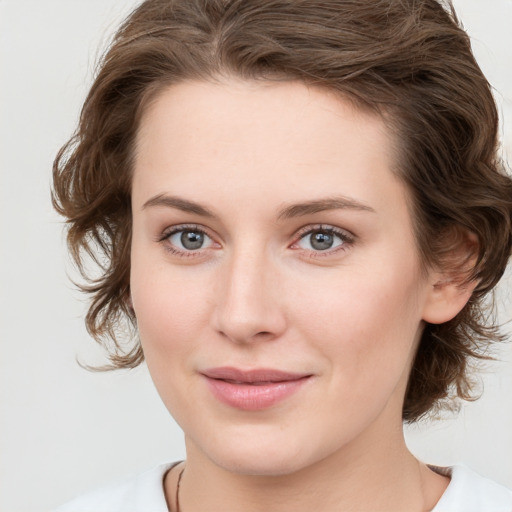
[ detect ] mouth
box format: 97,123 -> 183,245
200,367 -> 313,411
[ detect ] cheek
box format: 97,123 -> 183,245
129,261 -> 213,420
292,264 -> 424,384
130,253 -> 213,360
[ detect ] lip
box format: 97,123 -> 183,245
201,367 -> 312,411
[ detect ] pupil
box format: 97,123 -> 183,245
181,231 -> 204,250
311,231 -> 333,251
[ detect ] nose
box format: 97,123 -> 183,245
212,248 -> 287,344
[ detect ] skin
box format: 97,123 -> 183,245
130,79 -> 473,512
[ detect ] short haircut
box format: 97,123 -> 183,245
53,0 -> 512,422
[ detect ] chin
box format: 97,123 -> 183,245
194,428 -> 335,477
213,452 -> 310,477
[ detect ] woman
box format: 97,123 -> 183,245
53,0 -> 512,510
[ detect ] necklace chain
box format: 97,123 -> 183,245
174,461 -> 433,511
175,466 -> 185,512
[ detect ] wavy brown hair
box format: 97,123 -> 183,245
52,0 -> 512,421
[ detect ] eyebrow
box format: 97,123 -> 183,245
141,194 -> 375,219
142,194 -> 215,217
277,197 -> 376,219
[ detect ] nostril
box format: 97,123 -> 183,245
250,331 -> 279,343
217,328 -> 278,344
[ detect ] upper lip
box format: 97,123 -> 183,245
201,367 -> 312,383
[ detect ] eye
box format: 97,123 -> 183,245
162,226 -> 216,253
293,226 -> 353,253
170,230 -> 209,250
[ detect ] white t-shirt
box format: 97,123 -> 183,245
54,462 -> 512,512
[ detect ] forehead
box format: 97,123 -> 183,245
132,79 -> 404,216
135,78 -> 392,157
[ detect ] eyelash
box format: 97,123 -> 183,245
290,224 -> 355,258
158,224 -> 215,258
157,223 -> 355,258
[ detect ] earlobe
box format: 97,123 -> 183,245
422,228 -> 479,324
422,276 -> 477,324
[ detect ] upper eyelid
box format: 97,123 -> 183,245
293,224 -> 355,240
159,223 -> 352,235
158,224 -> 218,256
157,223 -> 355,250
289,225 -> 356,256
159,223 -> 213,240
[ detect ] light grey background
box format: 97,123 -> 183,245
0,1 -> 511,511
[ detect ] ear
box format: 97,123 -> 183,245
421,230 -> 479,325
422,276 -> 477,324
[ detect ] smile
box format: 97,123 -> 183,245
201,367 -> 312,411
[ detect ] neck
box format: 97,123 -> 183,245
166,420 -> 448,512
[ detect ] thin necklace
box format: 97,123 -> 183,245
174,462 -> 432,512
175,466 -> 185,512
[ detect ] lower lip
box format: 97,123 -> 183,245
204,376 -> 310,411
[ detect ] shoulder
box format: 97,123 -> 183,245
54,462 -> 177,512
432,464 -> 512,512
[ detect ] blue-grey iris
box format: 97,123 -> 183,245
310,231 -> 334,250
181,231 -> 204,250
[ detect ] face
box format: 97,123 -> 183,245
130,79 -> 438,475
